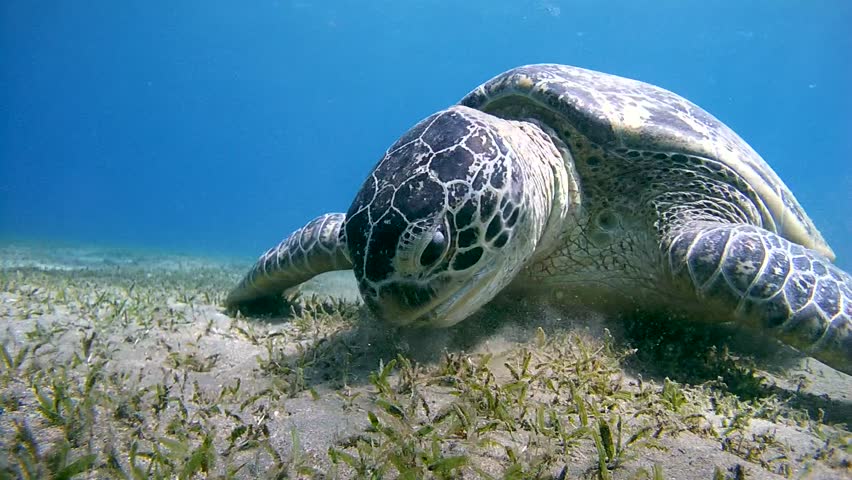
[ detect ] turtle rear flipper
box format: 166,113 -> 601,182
665,221 -> 851,375
225,213 -> 352,315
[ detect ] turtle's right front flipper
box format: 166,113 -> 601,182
225,213 -> 352,314
665,222 -> 851,375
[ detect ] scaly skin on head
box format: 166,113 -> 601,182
343,105 -> 575,327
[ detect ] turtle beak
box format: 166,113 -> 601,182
428,267 -> 501,327
363,281 -> 442,327
363,267 -> 500,328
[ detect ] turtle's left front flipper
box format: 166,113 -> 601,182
665,222 -> 851,375
225,213 -> 352,314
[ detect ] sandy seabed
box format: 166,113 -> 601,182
0,242 -> 849,479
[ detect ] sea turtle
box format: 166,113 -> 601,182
226,64 -> 851,375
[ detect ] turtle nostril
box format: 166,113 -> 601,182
419,228 -> 447,266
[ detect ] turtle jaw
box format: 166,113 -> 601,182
363,267 -> 502,328
420,267 -> 502,328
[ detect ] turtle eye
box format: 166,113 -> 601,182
419,225 -> 448,266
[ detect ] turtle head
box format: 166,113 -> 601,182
344,106 -> 570,327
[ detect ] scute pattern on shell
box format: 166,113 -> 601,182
460,64 -> 831,260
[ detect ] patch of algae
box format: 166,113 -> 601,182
0,246 -> 849,479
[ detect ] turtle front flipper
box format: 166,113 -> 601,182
225,213 -> 352,315
664,222 -> 851,375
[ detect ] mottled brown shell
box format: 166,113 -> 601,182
460,64 -> 834,260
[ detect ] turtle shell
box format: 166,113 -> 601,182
459,64 -> 833,260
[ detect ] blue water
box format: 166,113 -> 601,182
1,1 -> 850,269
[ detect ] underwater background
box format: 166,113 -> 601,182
2,3 -> 852,478
1,0 -> 850,269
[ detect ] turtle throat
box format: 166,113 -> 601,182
506,118 -> 580,265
